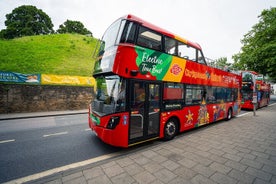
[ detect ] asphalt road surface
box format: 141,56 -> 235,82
0,114 -> 121,183
0,95 -> 275,183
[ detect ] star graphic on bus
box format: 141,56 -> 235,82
185,109 -> 193,125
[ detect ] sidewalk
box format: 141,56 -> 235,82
9,105 -> 276,184
0,109 -> 87,121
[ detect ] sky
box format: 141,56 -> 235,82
0,0 -> 275,63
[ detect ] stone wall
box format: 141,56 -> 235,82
0,84 -> 93,113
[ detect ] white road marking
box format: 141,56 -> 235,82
237,102 -> 276,117
0,139 -> 15,144
6,152 -> 120,184
84,128 -> 91,131
43,132 -> 68,137
237,112 -> 251,117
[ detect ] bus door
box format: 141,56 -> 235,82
129,81 -> 160,145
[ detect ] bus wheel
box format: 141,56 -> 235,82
226,108 -> 232,121
164,118 -> 178,140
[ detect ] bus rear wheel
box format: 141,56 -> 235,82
226,108 -> 232,121
164,118 -> 178,140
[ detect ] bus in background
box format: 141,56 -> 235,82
241,71 -> 270,110
89,14 -> 242,147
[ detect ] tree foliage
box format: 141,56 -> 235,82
57,20 -> 92,36
232,7 -> 276,82
208,57 -> 232,71
0,5 -> 54,39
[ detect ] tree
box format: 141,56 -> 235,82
232,7 -> 276,82
214,57 -> 232,70
208,57 -> 232,71
0,5 -> 54,39
57,20 -> 92,36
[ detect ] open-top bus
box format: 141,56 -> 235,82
89,14 -> 242,147
241,71 -> 270,110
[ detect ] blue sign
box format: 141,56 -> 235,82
0,71 -> 41,84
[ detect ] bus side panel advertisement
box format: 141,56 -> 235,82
115,46 -> 241,89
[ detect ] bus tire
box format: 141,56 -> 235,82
226,108 -> 232,121
164,118 -> 178,140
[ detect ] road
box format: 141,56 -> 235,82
0,114 -> 121,183
0,95 -> 275,183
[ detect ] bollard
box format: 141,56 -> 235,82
252,95 -> 257,116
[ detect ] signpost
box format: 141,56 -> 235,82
252,75 -> 257,116
252,92 -> 257,116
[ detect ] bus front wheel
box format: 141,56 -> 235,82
164,118 -> 178,140
226,108 -> 232,121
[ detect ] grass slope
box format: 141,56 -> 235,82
0,34 -> 98,76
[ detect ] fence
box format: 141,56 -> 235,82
0,71 -> 95,113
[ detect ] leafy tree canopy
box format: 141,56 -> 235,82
57,20 -> 92,36
208,57 -> 233,71
0,5 -> 54,39
232,7 -> 276,82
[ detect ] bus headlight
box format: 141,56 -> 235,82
107,116 -> 120,129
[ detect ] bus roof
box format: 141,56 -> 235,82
242,71 -> 259,75
123,14 -> 202,50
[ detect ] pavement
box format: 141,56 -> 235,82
4,104 -> 276,184
0,109 -> 87,121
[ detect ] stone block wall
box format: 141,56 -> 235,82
0,84 -> 93,113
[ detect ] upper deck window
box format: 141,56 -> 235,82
178,42 -> 196,61
198,51 -> 206,65
137,26 -> 162,51
98,19 -> 125,55
165,37 -> 177,56
120,21 -> 137,44
242,72 -> 253,82
164,36 -> 206,65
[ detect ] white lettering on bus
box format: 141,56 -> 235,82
140,52 -> 163,75
141,63 -> 163,74
142,52 -> 163,65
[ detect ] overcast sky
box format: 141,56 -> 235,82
1,0 -> 275,62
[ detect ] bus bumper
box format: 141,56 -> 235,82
88,115 -> 128,148
241,101 -> 254,110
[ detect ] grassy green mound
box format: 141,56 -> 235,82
0,34 -> 99,76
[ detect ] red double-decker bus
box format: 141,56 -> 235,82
241,71 -> 270,110
88,15 -> 242,147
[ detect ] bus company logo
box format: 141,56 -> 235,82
170,64 -> 182,75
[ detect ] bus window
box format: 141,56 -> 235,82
137,26 -> 162,51
99,19 -> 122,53
225,88 -> 232,102
163,83 -> 184,100
120,21 -> 137,44
214,87 -> 228,103
178,43 -> 196,61
186,85 -> 203,105
206,86 -> 216,103
132,82 -> 145,109
149,84 -> 160,110
242,72 -> 253,82
163,83 -> 184,110
197,50 -> 207,65
233,88 -> 238,101
164,37 -> 177,55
